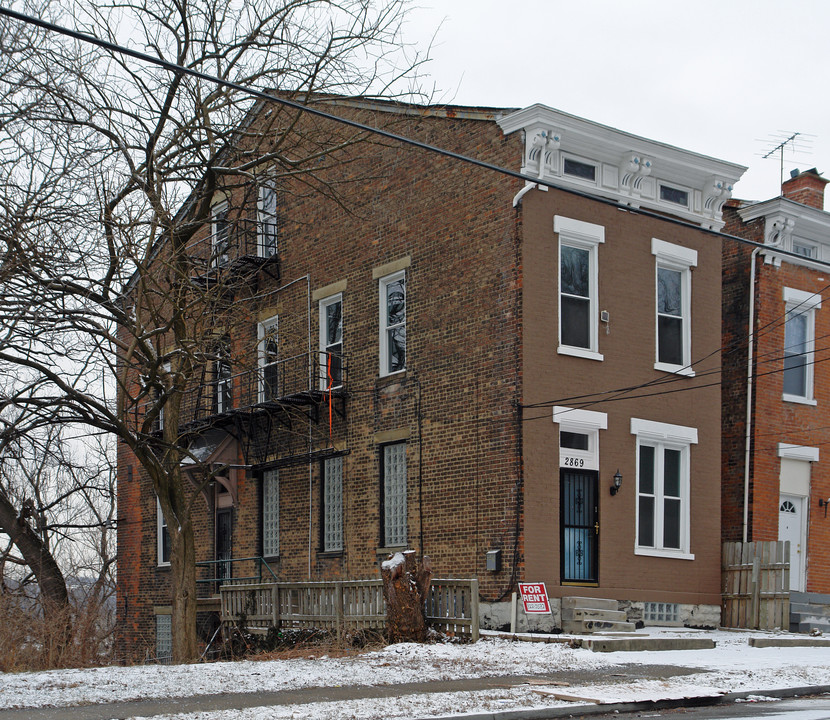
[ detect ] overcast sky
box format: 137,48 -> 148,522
402,0 -> 828,208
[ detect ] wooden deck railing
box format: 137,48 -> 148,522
220,578 -> 480,641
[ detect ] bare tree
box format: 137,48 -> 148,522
0,0 -> 425,662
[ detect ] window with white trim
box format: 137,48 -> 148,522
379,271 -> 406,376
258,315 -> 279,402
319,294 -> 343,389
211,202 -> 230,268
555,216 -> 605,361
261,469 -> 279,557
631,418 -> 697,559
157,498 -> 170,566
783,287 -> 821,404
322,456 -> 343,552
792,241 -> 817,259
652,238 -> 697,375
382,443 -> 407,547
156,361 -> 171,432
258,181 -> 277,257
215,339 -> 232,414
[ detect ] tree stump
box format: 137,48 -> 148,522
380,550 -> 432,643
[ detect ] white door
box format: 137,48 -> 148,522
778,494 -> 806,592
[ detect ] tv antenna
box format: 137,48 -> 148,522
760,132 -> 814,191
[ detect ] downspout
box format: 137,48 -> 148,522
307,274 -> 313,579
742,247 -> 761,542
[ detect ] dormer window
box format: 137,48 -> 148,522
563,157 -> 597,183
659,185 -> 690,208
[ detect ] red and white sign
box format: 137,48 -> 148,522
518,582 -> 551,614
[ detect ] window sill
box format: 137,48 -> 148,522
557,346 -> 604,362
635,547 -> 694,561
377,371 -> 407,388
376,545 -> 407,557
156,563 -> 170,570
782,393 -> 817,406
317,550 -> 344,558
654,362 -> 695,377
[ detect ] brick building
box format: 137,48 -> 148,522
723,168 -> 830,605
116,97 -> 746,659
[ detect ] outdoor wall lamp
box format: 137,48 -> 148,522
820,498 -> 830,518
610,469 -> 622,496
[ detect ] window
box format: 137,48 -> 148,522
211,202 -> 230,267
381,443 -> 407,547
555,216 -> 604,360
379,271 -> 406,376
258,181 -> 277,257
553,406 -> 607,471
258,316 -> 279,402
652,238 -> 697,375
793,241 -> 817,259
215,340 -> 232,414
322,456 -> 343,552
659,184 -> 690,208
319,294 -> 343,389
155,613 -> 172,663
157,498 -> 171,566
261,469 -> 279,557
783,287 -> 821,403
563,156 -> 597,183
156,361 -> 171,431
631,418 -> 697,559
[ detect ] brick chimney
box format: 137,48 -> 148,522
781,167 -> 828,210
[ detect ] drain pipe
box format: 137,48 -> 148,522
742,247 -> 761,542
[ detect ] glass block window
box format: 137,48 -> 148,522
323,457 -> 343,552
155,613 -> 172,664
383,443 -> 407,547
262,469 -> 279,557
644,601 -> 679,624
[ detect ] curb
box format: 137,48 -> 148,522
423,684 -> 830,720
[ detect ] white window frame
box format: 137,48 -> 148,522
652,238 -> 697,376
631,418 -> 697,560
379,270 -> 406,377
157,498 -> 170,567
211,201 -> 230,268
215,341 -> 232,414
553,406 -> 607,471
658,183 -> 691,209
258,315 -> 279,403
319,293 -> 343,390
257,181 -> 278,258
322,456 -> 344,552
261,469 -> 279,558
382,442 -> 407,547
157,361 -> 171,431
561,154 -> 598,185
792,240 -> 818,259
783,287 -> 821,405
555,216 -> 605,361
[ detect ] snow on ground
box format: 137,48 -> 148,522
1,628 -> 829,720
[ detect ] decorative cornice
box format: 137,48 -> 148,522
498,104 -> 746,230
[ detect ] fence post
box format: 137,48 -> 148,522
336,582 -> 344,645
751,554 -> 761,629
470,578 -> 480,642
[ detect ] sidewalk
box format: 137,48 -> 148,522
1,628 -> 829,720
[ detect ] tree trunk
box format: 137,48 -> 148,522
380,550 -> 432,643
0,486 -> 69,613
170,519 -> 198,663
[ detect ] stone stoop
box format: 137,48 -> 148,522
561,596 -> 636,634
789,590 -> 830,634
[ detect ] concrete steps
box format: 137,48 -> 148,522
561,596 -> 636,634
789,591 -> 830,634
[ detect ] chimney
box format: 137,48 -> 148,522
781,167 -> 828,210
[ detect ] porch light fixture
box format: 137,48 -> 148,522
610,469 -> 622,496
820,498 -> 830,518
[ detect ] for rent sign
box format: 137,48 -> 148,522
518,583 -> 551,614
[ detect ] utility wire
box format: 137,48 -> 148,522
4,4 -> 830,270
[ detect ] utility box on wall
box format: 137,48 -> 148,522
486,549 -> 501,572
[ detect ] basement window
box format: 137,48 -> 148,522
643,601 -> 680,624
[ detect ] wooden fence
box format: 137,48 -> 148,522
722,541 -> 790,630
220,578 -> 479,641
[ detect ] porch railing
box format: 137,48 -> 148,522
196,556 -> 279,597
219,578 -> 480,641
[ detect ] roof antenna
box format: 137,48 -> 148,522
760,132 -> 812,193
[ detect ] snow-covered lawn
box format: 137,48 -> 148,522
2,628 -> 829,719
